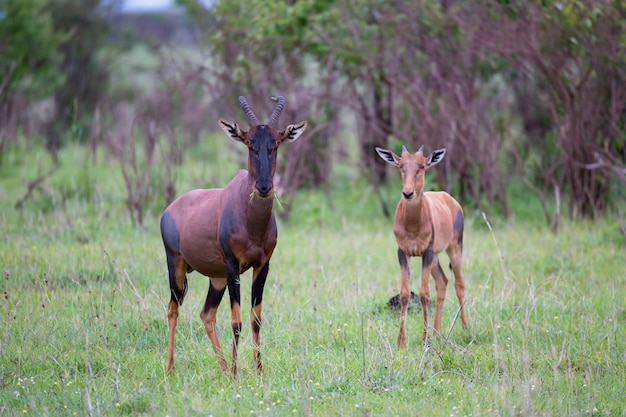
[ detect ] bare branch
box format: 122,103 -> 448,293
14,169 -> 56,210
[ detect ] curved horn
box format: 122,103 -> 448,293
238,96 -> 260,126
417,145 -> 424,154
267,96 -> 286,127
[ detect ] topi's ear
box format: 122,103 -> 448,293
427,148 -> 446,167
279,121 -> 307,143
218,118 -> 247,143
375,147 -> 401,167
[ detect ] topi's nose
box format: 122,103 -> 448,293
402,190 -> 414,199
256,181 -> 273,197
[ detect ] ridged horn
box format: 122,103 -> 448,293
238,96 -> 260,126
267,96 -> 286,127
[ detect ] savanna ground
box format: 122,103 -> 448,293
0,136 -> 625,417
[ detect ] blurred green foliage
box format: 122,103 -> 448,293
2,0 -> 626,220
0,0 -> 64,97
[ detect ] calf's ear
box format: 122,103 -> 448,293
427,149 -> 446,167
375,147 -> 401,167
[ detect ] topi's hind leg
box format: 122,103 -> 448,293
166,251 -> 188,374
200,278 -> 228,373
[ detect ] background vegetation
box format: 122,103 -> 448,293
1,0 -> 625,415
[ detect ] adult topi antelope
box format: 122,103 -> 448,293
160,96 -> 307,375
376,145 -> 467,346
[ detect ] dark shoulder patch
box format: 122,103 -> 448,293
218,203 -> 238,250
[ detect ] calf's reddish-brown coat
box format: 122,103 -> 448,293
160,96 -> 306,374
376,145 -> 467,346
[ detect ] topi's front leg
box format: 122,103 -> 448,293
251,262 -> 269,371
226,256 -> 242,376
200,278 -> 228,373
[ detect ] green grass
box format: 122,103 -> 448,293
1,139 -> 625,416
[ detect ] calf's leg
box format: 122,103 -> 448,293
448,244 -> 467,328
419,246 -> 435,341
430,255 -> 449,334
397,248 -> 411,348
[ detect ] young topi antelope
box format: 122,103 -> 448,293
376,145 -> 467,346
160,96 -> 307,375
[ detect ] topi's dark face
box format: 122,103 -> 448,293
246,125 -> 279,198
217,95 -> 307,199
